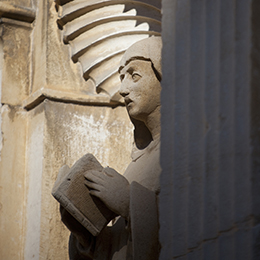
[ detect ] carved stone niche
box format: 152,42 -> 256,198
55,0 -> 161,103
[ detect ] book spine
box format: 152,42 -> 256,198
53,190 -> 100,236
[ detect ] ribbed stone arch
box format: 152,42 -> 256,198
55,0 -> 161,101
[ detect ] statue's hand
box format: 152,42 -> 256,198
84,167 -> 130,218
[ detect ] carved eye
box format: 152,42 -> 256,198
132,73 -> 141,82
120,74 -> 125,82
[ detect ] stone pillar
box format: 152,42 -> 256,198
0,2 -> 35,259
160,0 -> 256,259
251,0 -> 260,259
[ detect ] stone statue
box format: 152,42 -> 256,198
56,36 -> 162,260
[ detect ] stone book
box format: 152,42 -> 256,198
52,153 -> 116,236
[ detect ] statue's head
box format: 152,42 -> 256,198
118,36 -> 162,123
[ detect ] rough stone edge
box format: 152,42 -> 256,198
0,2 -> 35,23
22,88 -> 124,110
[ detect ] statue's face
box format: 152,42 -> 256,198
119,59 -> 161,122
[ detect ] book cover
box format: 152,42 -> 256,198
52,153 -> 116,236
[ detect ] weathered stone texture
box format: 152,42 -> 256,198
1,22 -> 32,106
23,100 -> 133,260
160,0 -> 253,259
251,1 -> 260,259
0,1 -> 134,259
31,0 -> 93,96
2,0 -> 33,9
0,105 -> 28,260
55,0 -> 161,99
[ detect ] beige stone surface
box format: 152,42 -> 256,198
31,0 -> 94,98
23,99 -> 132,260
2,0 -> 32,9
1,20 -> 32,106
0,95 -> 132,260
0,1 -> 158,259
55,0 -> 161,99
0,105 -> 28,260
24,102 -> 45,260
0,2 -> 35,22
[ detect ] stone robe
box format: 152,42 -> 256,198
68,138 -> 161,260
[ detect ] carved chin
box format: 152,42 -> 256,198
127,108 -> 147,122
127,106 -> 139,119
127,107 -> 137,118
126,102 -> 134,112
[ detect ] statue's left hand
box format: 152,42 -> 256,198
84,167 -> 130,219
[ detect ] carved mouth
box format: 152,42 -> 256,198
124,97 -> 133,106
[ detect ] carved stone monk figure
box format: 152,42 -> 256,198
60,36 -> 162,260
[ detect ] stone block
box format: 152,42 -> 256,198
0,105 -> 27,260
30,0 -> 99,98
1,20 -> 32,106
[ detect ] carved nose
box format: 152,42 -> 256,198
119,82 -> 129,97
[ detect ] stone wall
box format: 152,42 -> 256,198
24,100 -> 132,260
0,3 -> 35,258
0,1 -> 135,259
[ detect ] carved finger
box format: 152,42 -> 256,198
103,167 -> 118,177
84,171 -> 105,184
86,170 -> 104,177
89,189 -> 102,198
84,180 -> 103,191
93,170 -> 107,180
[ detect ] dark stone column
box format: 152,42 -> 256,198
160,0 -> 253,259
